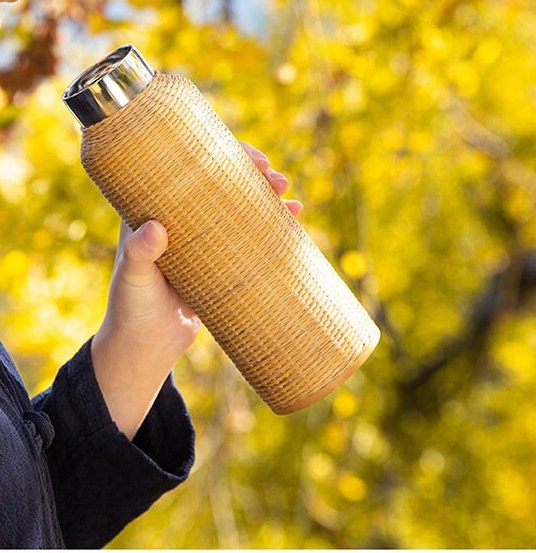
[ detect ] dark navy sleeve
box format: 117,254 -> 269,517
32,339 -> 195,549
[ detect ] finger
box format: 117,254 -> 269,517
265,168 -> 289,196
283,199 -> 303,217
240,141 -> 270,172
239,141 -> 293,194
122,220 -> 168,265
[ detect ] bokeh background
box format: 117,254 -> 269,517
1,0 -> 536,548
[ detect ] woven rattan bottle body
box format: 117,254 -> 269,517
81,72 -> 380,414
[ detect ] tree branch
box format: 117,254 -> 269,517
398,249 -> 536,393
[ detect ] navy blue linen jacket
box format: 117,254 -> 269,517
0,338 -> 195,548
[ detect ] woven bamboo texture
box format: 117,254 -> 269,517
80,72 -> 380,414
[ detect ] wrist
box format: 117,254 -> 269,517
90,326 -> 172,439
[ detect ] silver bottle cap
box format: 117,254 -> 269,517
62,44 -> 155,128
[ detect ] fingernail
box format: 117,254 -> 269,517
138,221 -> 154,246
138,220 -> 164,250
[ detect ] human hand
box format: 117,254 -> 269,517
91,142 -> 301,438
240,141 -> 302,217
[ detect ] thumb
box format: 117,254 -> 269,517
117,220 -> 169,284
124,220 -> 168,263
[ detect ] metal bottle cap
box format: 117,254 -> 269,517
62,44 -> 155,128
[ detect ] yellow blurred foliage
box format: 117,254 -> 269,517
1,0 -> 536,549
340,250 -> 368,280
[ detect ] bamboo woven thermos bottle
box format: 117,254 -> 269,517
62,45 -> 380,414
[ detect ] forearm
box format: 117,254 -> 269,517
91,323 -> 181,440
